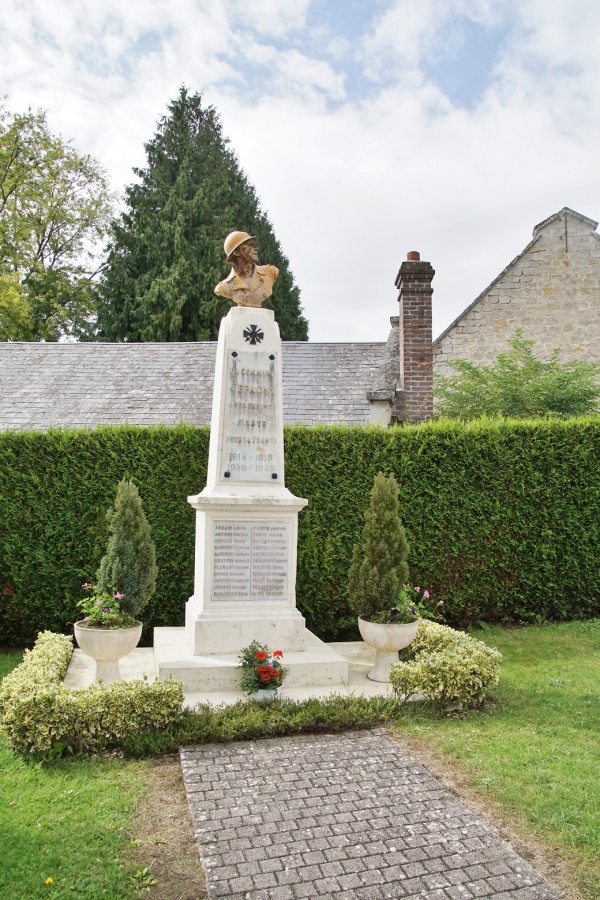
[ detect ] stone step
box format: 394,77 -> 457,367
154,626 -> 349,693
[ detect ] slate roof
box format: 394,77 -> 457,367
0,341 -> 389,432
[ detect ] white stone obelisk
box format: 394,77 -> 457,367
185,305 -> 308,655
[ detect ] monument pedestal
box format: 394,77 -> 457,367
184,487 -> 308,655
155,302 -> 348,692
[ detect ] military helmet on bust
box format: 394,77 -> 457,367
224,231 -> 258,261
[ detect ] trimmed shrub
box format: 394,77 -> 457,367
121,694 -> 400,757
0,631 -> 184,756
0,424 -> 206,646
0,634 -> 403,758
390,620 -> 502,711
0,631 -> 73,695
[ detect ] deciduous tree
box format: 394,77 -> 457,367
0,103 -> 113,340
434,330 -> 600,419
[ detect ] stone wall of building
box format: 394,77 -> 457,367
433,208 -> 600,374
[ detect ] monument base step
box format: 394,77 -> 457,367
154,626 -> 349,693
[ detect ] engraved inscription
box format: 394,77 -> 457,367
220,349 -> 282,481
212,520 -> 289,601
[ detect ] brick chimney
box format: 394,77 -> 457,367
395,251 -> 434,423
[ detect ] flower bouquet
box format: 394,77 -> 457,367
238,640 -> 288,697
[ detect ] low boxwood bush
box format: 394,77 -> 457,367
0,632 -> 402,758
120,694 -> 401,757
0,631 -> 184,757
390,620 -> 502,711
1,631 -> 503,757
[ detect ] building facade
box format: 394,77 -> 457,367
433,208 -> 600,373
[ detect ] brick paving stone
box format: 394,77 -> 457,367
358,868 -> 385,886
180,730 -> 563,899
265,886 -> 295,900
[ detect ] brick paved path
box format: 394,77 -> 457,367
181,729 -> 562,899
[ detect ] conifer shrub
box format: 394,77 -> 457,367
347,472 -> 410,621
96,478 -> 158,619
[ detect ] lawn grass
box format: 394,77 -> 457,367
0,651 -> 21,680
0,652 -> 146,900
391,619 -> 600,899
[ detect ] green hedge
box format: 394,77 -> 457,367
1,419 -> 600,646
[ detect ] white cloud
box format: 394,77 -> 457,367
227,0 -> 312,39
1,0 -> 599,342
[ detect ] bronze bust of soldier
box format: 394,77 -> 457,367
214,231 -> 279,308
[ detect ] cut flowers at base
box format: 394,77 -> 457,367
238,640 -> 288,695
76,583 -> 139,629
369,584 -> 445,625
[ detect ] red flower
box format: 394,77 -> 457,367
260,673 -> 270,682
273,650 -> 283,658
255,651 -> 267,661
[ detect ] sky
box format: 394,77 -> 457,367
1,0 -> 599,343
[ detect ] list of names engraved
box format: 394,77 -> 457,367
212,520 -> 289,601
221,348 -> 283,482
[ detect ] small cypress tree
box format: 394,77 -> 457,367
96,479 -> 158,618
347,472 -> 409,621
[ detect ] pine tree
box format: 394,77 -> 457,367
96,87 -> 308,342
96,479 -> 158,618
347,472 -> 410,621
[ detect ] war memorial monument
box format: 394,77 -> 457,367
154,232 -> 348,697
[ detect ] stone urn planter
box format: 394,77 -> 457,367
358,617 -> 419,682
74,621 -> 143,684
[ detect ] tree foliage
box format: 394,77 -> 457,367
96,87 -> 308,342
96,478 -> 158,618
0,103 -> 113,340
347,472 -> 410,621
435,330 -> 600,420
